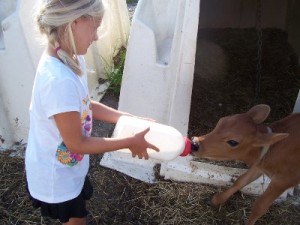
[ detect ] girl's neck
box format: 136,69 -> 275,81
47,45 -> 59,58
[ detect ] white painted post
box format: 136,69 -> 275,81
0,0 -> 40,148
100,0 -> 200,182
293,90 -> 300,113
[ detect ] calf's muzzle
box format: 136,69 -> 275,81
191,137 -> 200,152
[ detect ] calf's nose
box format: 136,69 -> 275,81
191,137 -> 200,151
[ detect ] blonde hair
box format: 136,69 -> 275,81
35,0 -> 105,75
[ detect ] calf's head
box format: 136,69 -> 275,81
191,104 -> 288,164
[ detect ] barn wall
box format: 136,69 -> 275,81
198,0 -> 288,29
287,0 -> 300,64
198,0 -> 300,63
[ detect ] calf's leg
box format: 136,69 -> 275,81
212,166 -> 262,206
246,180 -> 288,225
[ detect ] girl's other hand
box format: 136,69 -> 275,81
129,127 -> 159,160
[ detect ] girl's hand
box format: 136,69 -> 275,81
129,127 -> 159,160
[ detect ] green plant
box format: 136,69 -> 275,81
103,47 -> 127,96
126,0 -> 138,4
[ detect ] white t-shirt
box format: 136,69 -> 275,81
25,54 -> 92,203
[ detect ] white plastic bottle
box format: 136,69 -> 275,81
113,116 -> 191,161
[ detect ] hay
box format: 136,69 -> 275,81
0,151 -> 299,224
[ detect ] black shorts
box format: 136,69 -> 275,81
26,176 -> 93,223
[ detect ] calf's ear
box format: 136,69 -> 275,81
246,104 -> 271,124
253,132 -> 289,147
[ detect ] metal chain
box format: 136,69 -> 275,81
255,0 -> 263,101
256,0 -> 266,190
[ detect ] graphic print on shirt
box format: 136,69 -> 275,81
82,95 -> 92,110
56,142 -> 84,166
81,95 -> 92,137
56,95 -> 92,166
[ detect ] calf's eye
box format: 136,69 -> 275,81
227,140 -> 239,147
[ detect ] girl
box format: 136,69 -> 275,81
25,1 -> 158,224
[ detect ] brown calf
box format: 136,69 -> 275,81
191,104 -> 300,225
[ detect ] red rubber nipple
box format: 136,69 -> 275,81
180,137 -> 192,156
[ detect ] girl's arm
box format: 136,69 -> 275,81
54,111 -> 159,159
91,100 -> 132,123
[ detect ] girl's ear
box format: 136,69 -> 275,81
71,17 -> 83,29
71,20 -> 78,29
